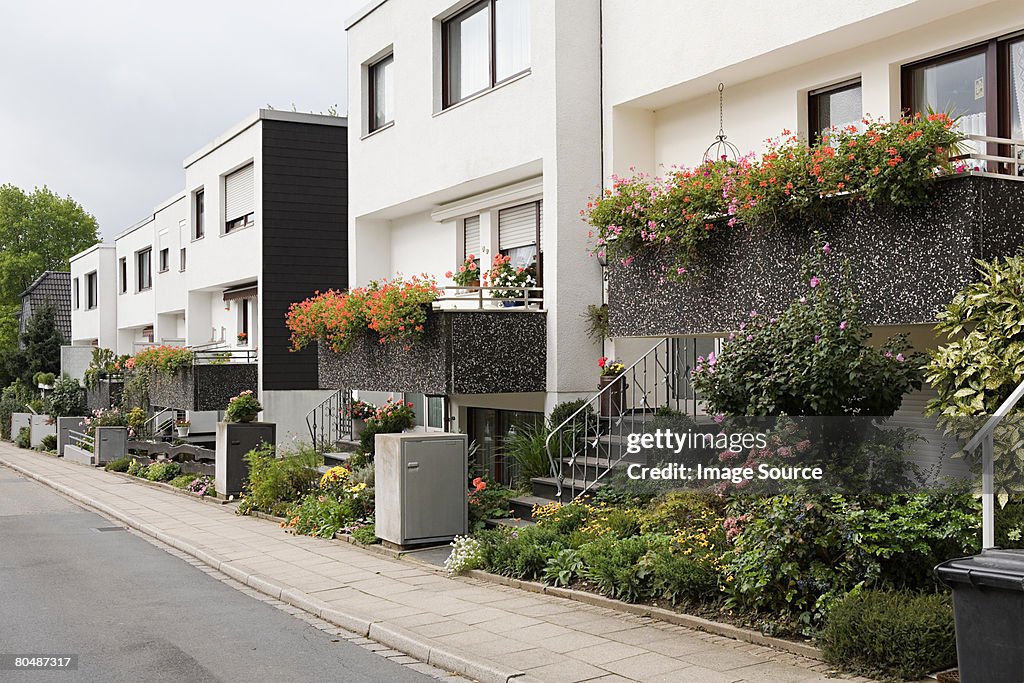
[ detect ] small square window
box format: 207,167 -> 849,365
808,80 -> 862,145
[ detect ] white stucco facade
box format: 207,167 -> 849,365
346,0 -> 605,425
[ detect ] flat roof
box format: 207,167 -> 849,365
69,243 -> 115,263
183,109 -> 348,169
113,191 -> 186,241
346,0 -> 388,30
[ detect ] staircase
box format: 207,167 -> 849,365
509,338 -> 703,519
306,389 -> 358,466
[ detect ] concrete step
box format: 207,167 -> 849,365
530,476 -> 603,500
509,494 -> 555,521
487,517 -> 535,529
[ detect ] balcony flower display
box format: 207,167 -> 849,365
286,287 -> 372,354
446,254 -> 480,287
365,275 -> 442,346
236,331 -> 248,345
131,345 -> 193,375
583,113 -> 964,278
226,389 -> 262,423
485,253 -> 536,302
175,418 -> 191,437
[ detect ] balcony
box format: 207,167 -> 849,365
148,349 -> 258,411
319,291 -> 546,395
608,172 -> 1024,337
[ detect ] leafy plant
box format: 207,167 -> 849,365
484,253 -> 535,300
543,548 -> 584,587
238,443 -> 321,517
503,421 -> 551,485
651,548 -> 720,605
104,456 -> 133,472
126,459 -> 145,477
38,433 -> 57,451
578,534 -> 666,603
143,461 -> 181,482
820,590 -> 956,680
33,371 -> 55,387
225,390 -> 261,423
169,473 -> 196,488
478,525 -> 564,581
186,475 -> 215,497
365,275 -> 442,346
582,304 -> 609,342
350,520 -> 377,545
445,254 -> 481,286
286,493 -> 354,538
358,398 -> 415,455
48,376 -> 85,417
0,380 -> 32,439
15,426 -> 30,448
691,240 -> 923,417
468,477 -> 514,532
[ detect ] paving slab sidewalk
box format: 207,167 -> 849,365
0,444 -> 870,683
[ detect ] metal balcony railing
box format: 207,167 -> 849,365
954,134 -> 1024,179
432,285 -> 544,310
193,348 -> 257,365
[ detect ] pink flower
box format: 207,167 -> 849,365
896,353 -> 905,362
810,277 -> 820,288
839,321 -> 848,330
823,242 -> 832,254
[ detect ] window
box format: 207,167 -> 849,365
368,53 -> 394,132
463,215 -> 481,261
406,394 -> 446,431
179,248 -> 186,272
158,248 -> 169,273
72,278 -> 79,309
467,407 -> 542,485
498,201 -> 541,272
443,0 -> 529,108
119,257 -> 127,293
194,189 -> 205,239
808,80 -> 862,144
136,248 -> 152,291
224,164 -> 255,232
85,272 -> 98,310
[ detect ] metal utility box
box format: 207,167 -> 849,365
216,422 -> 276,497
375,433 -> 468,547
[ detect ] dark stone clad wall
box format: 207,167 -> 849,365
607,176 -> 1024,337
148,365 -> 258,412
261,119 -> 348,391
318,310 -> 547,395
86,379 -> 122,412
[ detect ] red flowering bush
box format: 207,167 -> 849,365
584,114 -> 964,277
132,345 -> 193,375
286,287 -> 371,353
446,254 -> 481,286
366,275 -> 441,346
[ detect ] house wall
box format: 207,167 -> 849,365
152,194 -> 188,339
114,218 -> 156,352
68,244 -> 117,348
603,0 -> 1023,175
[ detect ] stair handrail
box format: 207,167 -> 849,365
963,376 -> 1024,549
306,388 -> 353,453
544,338 -> 673,501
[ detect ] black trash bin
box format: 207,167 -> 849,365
935,550 -> 1024,683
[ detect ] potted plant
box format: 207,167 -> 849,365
237,331 -> 248,346
348,399 -> 376,441
485,253 -> 536,306
175,418 -> 191,437
34,371 -> 56,391
446,254 -> 481,291
597,357 -> 627,417
225,390 -> 262,423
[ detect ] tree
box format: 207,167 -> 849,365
0,184 -> 99,307
17,300 -> 64,385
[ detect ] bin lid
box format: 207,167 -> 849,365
936,550 -> 1024,591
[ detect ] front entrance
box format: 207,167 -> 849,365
466,408 -> 543,487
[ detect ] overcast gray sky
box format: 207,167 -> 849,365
0,0 -> 364,240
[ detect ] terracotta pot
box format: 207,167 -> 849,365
599,374 -> 626,417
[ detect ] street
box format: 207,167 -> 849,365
0,466 -> 438,683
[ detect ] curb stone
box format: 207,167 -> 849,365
0,455 -> 525,683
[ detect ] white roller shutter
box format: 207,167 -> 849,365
224,164 -> 255,222
464,216 -> 481,259
498,202 -> 539,250
538,200 -> 544,251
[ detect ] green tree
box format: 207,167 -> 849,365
0,184 -> 99,307
17,300 -> 64,385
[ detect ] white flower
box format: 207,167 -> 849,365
444,535 -> 483,575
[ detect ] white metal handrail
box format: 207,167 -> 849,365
68,430 -> 94,448
953,134 -> 1024,180
963,378 -> 1024,549
433,285 -> 544,310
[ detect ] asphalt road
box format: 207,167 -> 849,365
0,466 -> 435,683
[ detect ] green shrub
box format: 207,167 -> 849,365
39,434 -> 57,451
643,490 -> 726,534
543,548 -> 584,587
49,376 -> 86,417
104,456 -> 133,472
503,421 -> 551,485
351,520 -> 377,545
651,550 -> 720,606
169,473 -> 196,489
126,459 -> 145,477
287,493 -> 354,538
15,426 -> 30,449
468,477 -> 515,532
0,380 -> 32,440
820,590 -> 956,680
533,501 -> 591,535
578,534 -> 667,603
144,461 -> 181,482
478,525 -> 564,581
238,444 -> 320,517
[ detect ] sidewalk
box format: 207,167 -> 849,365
0,444 -> 865,683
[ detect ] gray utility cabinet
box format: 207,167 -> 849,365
216,422 -> 276,498
375,433 -> 468,547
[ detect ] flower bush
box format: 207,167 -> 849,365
358,398 -> 416,455
691,241 -> 923,417
583,114 -> 964,276
132,345 -> 194,375
238,443 -> 321,517
467,476 -> 515,532
285,462 -> 375,539
597,356 -> 625,377
365,275 -> 442,346
226,389 -> 261,423
445,535 -> 484,575
286,287 -> 372,354
446,254 -> 481,286
348,399 -> 376,420
484,253 -> 535,300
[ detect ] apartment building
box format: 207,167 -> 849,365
69,109 -> 348,444
340,0 -> 604,480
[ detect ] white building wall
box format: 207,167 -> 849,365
602,0 -> 1021,175
68,244 -> 117,349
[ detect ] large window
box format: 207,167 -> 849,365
194,188 -> 205,239
467,407 -> 542,486
368,53 -> 394,132
224,164 -> 255,233
136,248 -> 152,291
443,0 -> 529,108
902,33 -> 1024,173
808,79 -> 862,144
85,272 -> 97,310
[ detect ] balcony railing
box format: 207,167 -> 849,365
954,134 -> 1024,179
432,285 -> 544,311
193,348 -> 257,365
